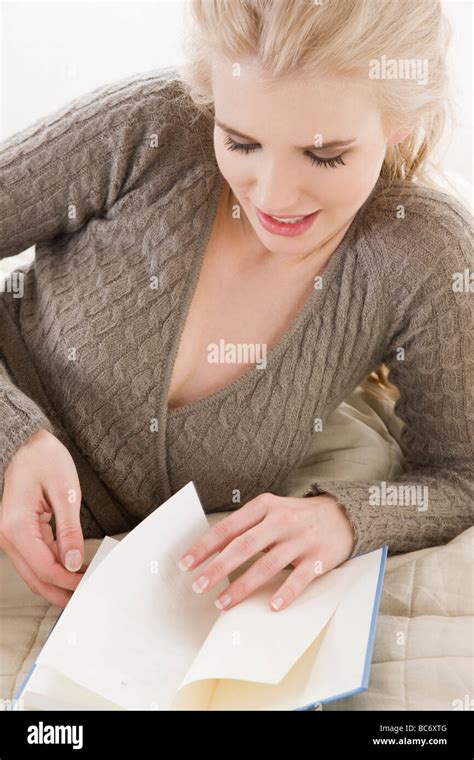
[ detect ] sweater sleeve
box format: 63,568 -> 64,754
0,67 -> 184,485
0,66 -> 183,259
0,350 -> 58,491
303,232 -> 474,558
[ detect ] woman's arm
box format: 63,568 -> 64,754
303,225 -> 474,558
0,66 -> 181,259
0,66 -> 183,478
0,352 -> 57,487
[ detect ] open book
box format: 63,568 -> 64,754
12,481 -> 387,711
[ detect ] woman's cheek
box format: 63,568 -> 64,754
339,150 -> 383,209
312,161 -> 372,232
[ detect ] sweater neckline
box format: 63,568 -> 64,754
166,167 -> 375,418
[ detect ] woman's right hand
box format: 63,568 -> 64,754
0,428 -> 87,608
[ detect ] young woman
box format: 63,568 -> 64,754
0,0 -> 472,612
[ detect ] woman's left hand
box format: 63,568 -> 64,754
177,492 -> 356,612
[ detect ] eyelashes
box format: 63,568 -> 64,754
223,134 -> 346,169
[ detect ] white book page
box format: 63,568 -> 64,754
173,548 -> 383,710
36,482 -> 230,710
19,538 -> 121,710
291,548 -> 384,708
29,546 -> 379,712
176,561 -> 352,689
20,665 -> 123,711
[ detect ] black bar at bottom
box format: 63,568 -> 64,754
0,709 -> 472,757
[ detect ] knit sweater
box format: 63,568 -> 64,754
0,65 -> 473,559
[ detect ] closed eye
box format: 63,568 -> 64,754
223,134 -> 346,169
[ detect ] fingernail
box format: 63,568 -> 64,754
192,575 -> 209,593
215,594 -> 232,610
178,554 -> 195,571
271,596 -> 284,610
65,550 -> 82,572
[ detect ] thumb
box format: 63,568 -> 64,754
49,485 -> 84,572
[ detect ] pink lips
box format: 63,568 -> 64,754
256,208 -> 320,237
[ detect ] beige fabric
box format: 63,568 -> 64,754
276,385 -> 406,495
1,388 -> 472,710
323,526 -> 474,711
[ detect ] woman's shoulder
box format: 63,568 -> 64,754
104,65 -> 214,163
111,65 -> 211,126
63,66 -> 214,195
87,64 -> 206,124
358,175 -> 473,289
362,175 -> 472,240
39,65 -> 211,159
62,64 -> 186,119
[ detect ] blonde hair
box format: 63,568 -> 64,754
178,0 -> 457,403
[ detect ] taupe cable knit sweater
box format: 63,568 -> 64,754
0,66 -> 473,558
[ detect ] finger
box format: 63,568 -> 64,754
268,556 -> 328,612
213,541 -> 299,611
190,518 -> 284,595
179,493 -> 276,571
39,519 -> 88,569
2,533 -> 73,609
13,510 -> 85,592
45,483 -> 84,573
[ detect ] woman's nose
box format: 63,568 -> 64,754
252,164 -> 303,214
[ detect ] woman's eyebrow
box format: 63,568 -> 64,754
214,118 -> 356,150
